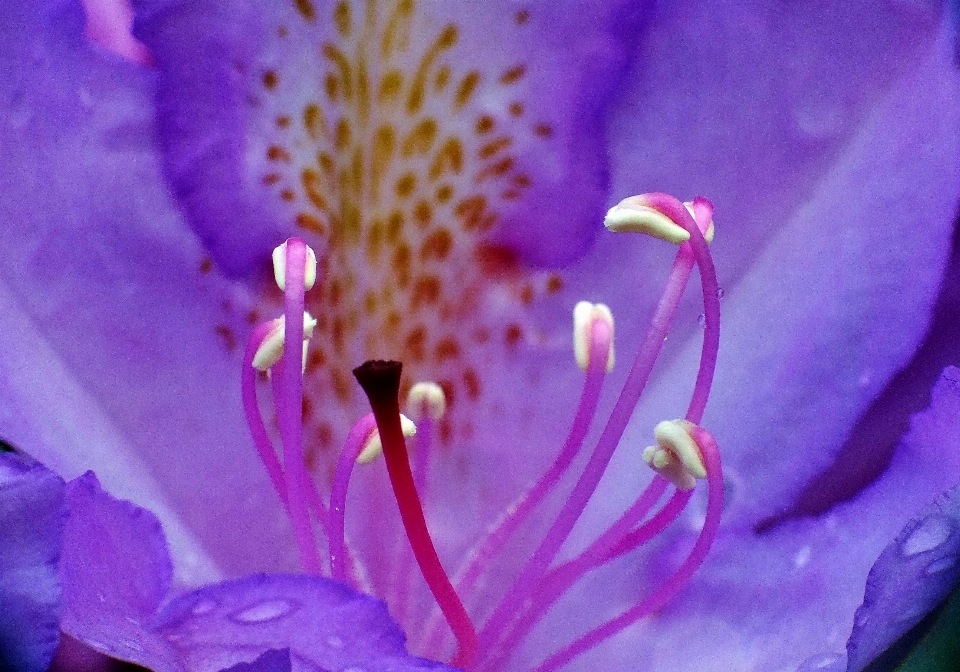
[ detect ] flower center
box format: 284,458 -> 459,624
241,193 -> 724,671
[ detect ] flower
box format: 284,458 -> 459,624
1,0 -> 960,670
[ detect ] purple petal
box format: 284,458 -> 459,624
845,373 -> 960,672
0,0 -> 294,578
60,471 -> 183,672
153,574 -> 458,672
220,648 -> 291,672
0,452 -> 67,672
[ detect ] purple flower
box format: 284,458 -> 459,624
1,0 -> 960,670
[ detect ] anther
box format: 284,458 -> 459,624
251,313 -> 318,371
272,240 -> 318,290
642,419 -> 708,491
604,195 -> 715,244
405,382 -> 447,421
573,302 -> 615,373
356,414 -> 417,464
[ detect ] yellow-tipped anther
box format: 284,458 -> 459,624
573,301 -> 615,373
272,241 -> 318,291
406,382 -> 447,421
252,313 -> 318,372
357,414 -> 417,464
643,419 -> 708,491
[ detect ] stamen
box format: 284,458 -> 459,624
251,313 -> 318,372
424,305 -> 614,656
272,239 -> 318,291
531,426 -> 723,672
274,237 -> 322,574
643,419 -> 708,491
356,414 -> 417,465
604,194 -> 716,245
353,360 -> 478,669
573,301 -> 615,373
329,413 -> 378,583
476,193 -> 719,668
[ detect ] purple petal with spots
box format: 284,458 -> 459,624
132,0 -> 642,273
220,648 -> 292,672
153,574 -> 459,672
0,452 -> 67,672
60,471 -> 184,672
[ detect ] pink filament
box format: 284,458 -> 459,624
422,317 -> 611,651
531,426 -> 724,672
477,194 -> 720,667
241,321 -> 288,504
242,327 -> 331,545
328,413 -> 377,583
275,238 -> 322,575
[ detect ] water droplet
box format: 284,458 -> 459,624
97,592 -> 106,603
326,635 -> 345,649
902,516 -> 953,556
121,639 -> 144,653
925,555 -> 957,575
697,313 -> 706,328
793,545 -> 812,570
343,668 -> 366,672
230,599 -> 296,624
716,288 -> 725,299
191,599 -> 216,616
854,611 -> 869,627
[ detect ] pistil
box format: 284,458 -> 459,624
353,360 -> 479,669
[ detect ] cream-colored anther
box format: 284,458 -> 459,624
604,197 -> 715,245
272,241 -> 318,291
642,419 -> 708,491
573,301 -> 615,373
405,382 -> 447,421
252,313 -> 318,371
357,414 -> 417,464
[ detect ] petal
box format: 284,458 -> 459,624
844,375 -> 960,671
0,0 -> 294,579
153,574 -> 458,672
60,472 -> 184,672
0,452 -> 67,672
133,0 -> 642,273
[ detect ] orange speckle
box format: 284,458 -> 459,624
504,324 -> 522,348
301,169 -> 329,211
500,65 -> 526,85
280,188 -> 296,202
303,103 -> 329,140
411,275 -> 441,308
215,325 -> 237,352
515,9 -> 530,24
335,118 -> 352,150
295,0 -> 316,21
429,137 -> 464,180
296,212 -> 326,234
476,115 -> 494,135
325,73 -> 340,101
509,102 -> 524,117
463,368 -> 481,399
306,348 -> 326,372
405,326 -> 427,362
402,118 -> 437,157
454,71 -> 481,110
392,244 -> 411,287
479,137 -> 512,160
263,173 -> 281,186
455,195 -> 495,232
475,243 -> 520,279
420,228 -> 453,261
267,145 -> 291,162
436,185 -> 454,203
395,173 -> 417,198
333,0 -> 351,37
263,70 -> 279,90
534,123 -> 553,138
199,258 -> 213,274
413,200 -> 432,228
276,115 -> 291,129
387,211 -> 404,243
435,338 -> 460,361
520,284 -> 534,304
546,274 -> 564,293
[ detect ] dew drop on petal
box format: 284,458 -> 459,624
326,635 -> 345,649
191,599 -> 217,616
902,516 -> 954,556
793,545 -> 812,570
925,555 -> 958,575
230,599 -> 296,624
716,288 -> 725,299
697,313 -> 706,328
